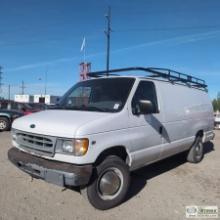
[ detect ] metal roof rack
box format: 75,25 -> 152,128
88,67 -> 207,91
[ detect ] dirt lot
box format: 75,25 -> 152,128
0,131 -> 219,220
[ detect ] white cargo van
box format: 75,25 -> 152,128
8,67 -> 215,210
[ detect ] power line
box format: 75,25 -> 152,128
1,25 -> 220,48
115,24 -> 220,33
0,34 -> 100,47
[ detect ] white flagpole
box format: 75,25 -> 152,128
80,37 -> 86,63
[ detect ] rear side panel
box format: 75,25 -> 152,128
155,81 -> 214,158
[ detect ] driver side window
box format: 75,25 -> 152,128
132,81 -> 159,114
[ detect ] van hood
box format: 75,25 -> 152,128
12,110 -> 127,138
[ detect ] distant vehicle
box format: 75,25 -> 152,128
8,67 -> 214,210
0,100 -> 38,115
27,103 -> 48,111
0,110 -> 24,131
214,114 -> 220,129
0,100 -> 44,131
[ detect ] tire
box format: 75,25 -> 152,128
187,136 -> 204,163
0,117 -> 10,131
81,155 -> 130,210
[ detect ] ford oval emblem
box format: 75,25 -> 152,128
30,124 -> 36,128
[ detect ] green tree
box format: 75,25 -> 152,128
212,99 -> 217,112
218,92 -> 220,100
212,92 -> 220,112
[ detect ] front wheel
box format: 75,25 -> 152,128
81,155 -> 130,210
0,117 -> 10,131
187,136 -> 204,163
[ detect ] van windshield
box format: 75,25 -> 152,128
58,78 -> 135,113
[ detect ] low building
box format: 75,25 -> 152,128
33,95 -> 60,105
14,94 -> 34,103
14,94 -> 60,105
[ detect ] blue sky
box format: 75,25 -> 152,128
0,0 -> 220,99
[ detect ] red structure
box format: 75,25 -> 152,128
79,62 -> 91,81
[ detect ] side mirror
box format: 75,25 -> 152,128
137,100 -> 154,115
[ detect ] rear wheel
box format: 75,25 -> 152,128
0,117 -> 10,131
81,155 -> 130,210
187,136 -> 204,163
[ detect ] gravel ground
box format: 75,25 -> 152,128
0,131 -> 219,220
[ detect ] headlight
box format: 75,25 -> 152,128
62,141 -> 74,153
62,138 -> 89,156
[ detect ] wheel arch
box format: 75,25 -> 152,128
94,145 -> 132,167
0,114 -> 11,120
196,130 -> 204,137
196,129 -> 206,143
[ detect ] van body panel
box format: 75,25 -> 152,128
126,79 -> 164,169
12,110 -> 113,138
126,79 -> 214,169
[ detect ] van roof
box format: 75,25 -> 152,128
88,67 -> 207,92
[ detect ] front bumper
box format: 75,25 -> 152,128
8,147 -> 93,187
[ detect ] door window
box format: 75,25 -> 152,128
132,81 -> 159,114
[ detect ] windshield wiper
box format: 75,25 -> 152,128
50,105 -> 110,112
63,105 -> 107,112
86,106 -> 106,112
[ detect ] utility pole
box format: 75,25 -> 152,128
20,81 -> 26,95
105,6 -> 111,76
0,66 -> 3,93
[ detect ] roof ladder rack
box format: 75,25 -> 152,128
88,67 -> 207,91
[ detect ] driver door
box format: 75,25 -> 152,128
128,80 -> 163,169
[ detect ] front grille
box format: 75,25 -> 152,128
13,130 -> 56,156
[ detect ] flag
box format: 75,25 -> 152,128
80,37 -> 86,52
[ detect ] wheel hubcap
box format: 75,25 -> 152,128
98,168 -> 123,200
0,120 -> 6,130
195,141 -> 202,157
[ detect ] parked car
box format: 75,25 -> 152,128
0,100 -> 44,131
214,113 -> 220,129
8,67 -> 214,210
0,100 -> 37,115
0,110 -> 24,131
27,103 -> 48,111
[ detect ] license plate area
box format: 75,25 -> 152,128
45,171 -> 64,186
